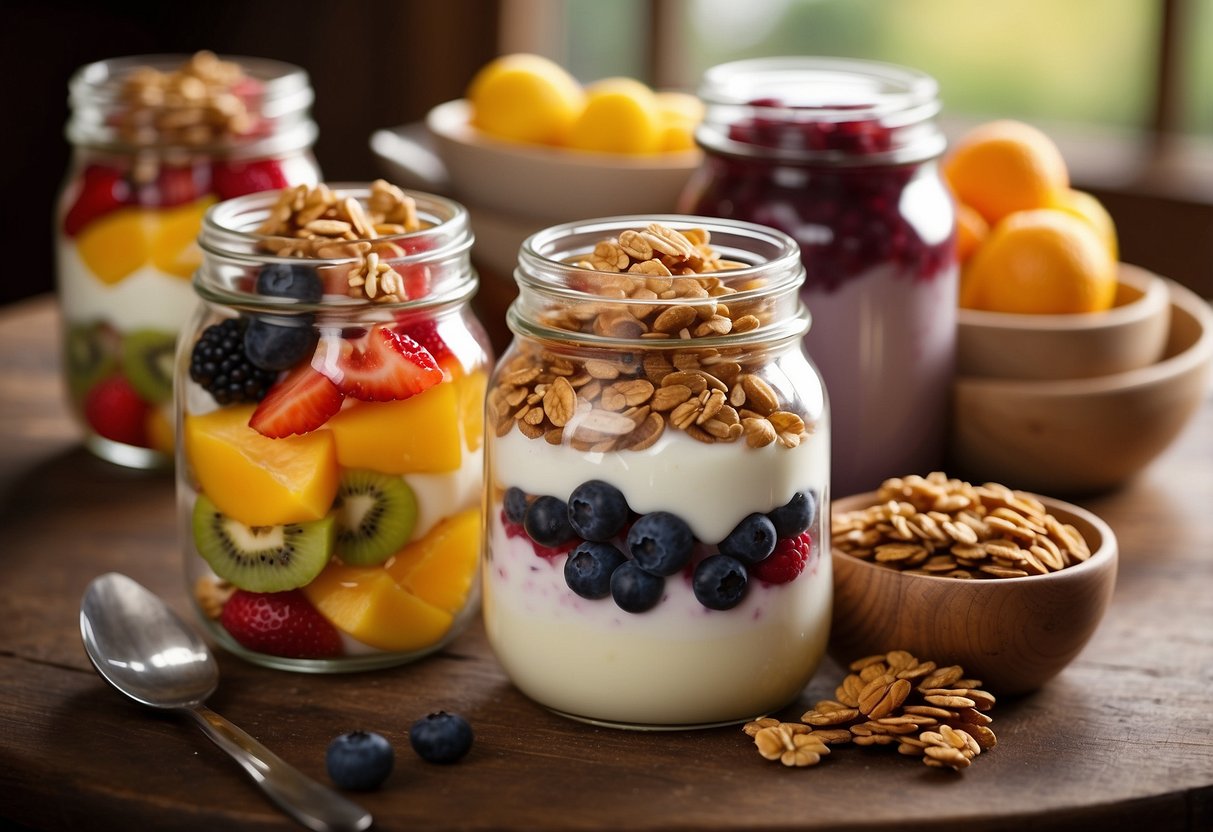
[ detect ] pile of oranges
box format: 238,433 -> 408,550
945,120 -> 1118,315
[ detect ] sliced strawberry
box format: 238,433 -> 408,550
220,589 -> 343,659
83,375 -> 150,446
212,158 -> 291,200
249,363 -> 344,438
317,325 -> 442,402
399,264 -> 431,300
63,164 -> 130,236
752,532 -> 813,584
394,317 -> 452,363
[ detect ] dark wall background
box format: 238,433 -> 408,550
4,0 -> 500,305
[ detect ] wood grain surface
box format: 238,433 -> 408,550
1,296 -> 1212,831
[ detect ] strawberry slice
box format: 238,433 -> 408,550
212,158 -> 291,200
63,164 -> 130,236
220,589 -> 343,659
317,325 -> 442,402
249,363 -> 344,438
394,317 -> 453,363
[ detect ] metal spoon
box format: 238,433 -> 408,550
80,572 -> 372,832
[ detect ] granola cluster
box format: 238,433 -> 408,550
832,472 -> 1092,579
118,51 -> 252,146
255,181 -> 423,302
745,650 -> 997,771
490,223 -> 812,451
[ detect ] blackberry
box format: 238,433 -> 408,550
189,317 -> 278,404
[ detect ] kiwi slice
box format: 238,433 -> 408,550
192,494 -> 335,592
121,328 -> 177,404
332,470 -> 418,566
65,321 -> 119,400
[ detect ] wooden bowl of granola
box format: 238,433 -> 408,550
828,480 -> 1118,695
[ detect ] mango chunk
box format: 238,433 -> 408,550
184,405 -> 339,526
454,369 -> 486,452
386,508 -> 481,613
152,196 -> 216,278
76,206 -> 151,285
303,564 -> 454,652
326,382 -> 462,474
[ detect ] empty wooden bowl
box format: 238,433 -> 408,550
957,263 -> 1170,381
950,278 -> 1213,495
829,491 -> 1118,695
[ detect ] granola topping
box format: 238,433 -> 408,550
832,472 -> 1093,578
744,649 -> 997,772
492,223 -> 813,449
118,51 -> 252,147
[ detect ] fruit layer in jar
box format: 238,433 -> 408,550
59,51 -> 319,457
183,182 -> 488,668
483,222 -> 830,726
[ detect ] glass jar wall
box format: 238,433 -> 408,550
483,216 -> 830,728
58,52 -> 320,469
681,57 -> 957,497
179,184 -> 491,672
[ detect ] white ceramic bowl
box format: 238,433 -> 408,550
956,263 -> 1171,381
950,278 -> 1213,495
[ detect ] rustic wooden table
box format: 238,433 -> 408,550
2,295 -> 1211,831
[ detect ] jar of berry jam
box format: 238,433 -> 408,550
680,57 -> 957,498
483,216 -> 830,728
180,181 -> 491,672
58,51 -> 320,469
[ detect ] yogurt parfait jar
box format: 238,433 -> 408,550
58,51 -> 320,468
483,216 -> 830,728
680,57 -> 957,497
180,181 -> 491,672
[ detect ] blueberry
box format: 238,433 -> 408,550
409,711 -> 474,764
626,511 -> 694,576
567,480 -> 629,541
564,541 -> 627,599
610,560 -> 665,613
768,490 -> 817,539
503,487 -> 529,524
718,513 -> 777,563
255,262 -> 323,302
693,555 -> 749,610
325,731 -> 394,790
523,495 -> 575,547
243,316 -> 318,371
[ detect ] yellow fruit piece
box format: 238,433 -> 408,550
152,196 -> 216,278
184,405 -> 339,526
1049,188 -> 1118,262
146,407 -> 175,455
467,53 -> 585,145
944,120 -> 1069,225
455,369 -> 486,452
567,78 -> 663,155
75,207 -> 151,284
655,91 -> 704,152
304,564 -> 453,652
326,382 -> 462,474
961,209 -> 1116,315
955,202 -> 989,264
386,508 -> 481,613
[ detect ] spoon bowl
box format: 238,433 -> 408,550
80,573 -> 372,832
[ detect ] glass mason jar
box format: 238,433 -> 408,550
179,184 -> 491,672
483,216 -> 830,728
57,52 -> 320,469
680,57 -> 957,498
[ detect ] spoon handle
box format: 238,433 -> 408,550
186,704 -> 372,832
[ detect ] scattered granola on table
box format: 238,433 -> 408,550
832,472 -> 1092,579
743,650 -> 997,771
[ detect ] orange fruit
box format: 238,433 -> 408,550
1049,188 -> 1118,262
467,53 -> 585,145
566,78 -> 663,154
955,202 -> 988,264
944,120 -> 1069,224
960,209 -> 1116,314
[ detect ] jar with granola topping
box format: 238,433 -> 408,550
483,216 -> 830,728
680,57 -> 957,497
58,51 -> 320,468
181,181 -> 491,672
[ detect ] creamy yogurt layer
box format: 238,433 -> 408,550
57,241 -> 199,331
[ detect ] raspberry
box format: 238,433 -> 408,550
752,532 -> 813,584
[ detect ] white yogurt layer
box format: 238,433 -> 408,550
57,240 -> 200,332
490,427 -> 829,544
404,446 -> 483,541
